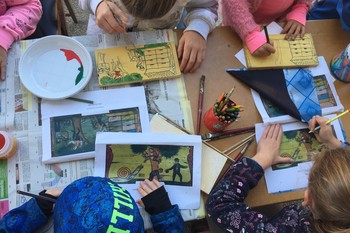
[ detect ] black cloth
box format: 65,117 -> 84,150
141,186 -> 172,215
227,69 -> 302,120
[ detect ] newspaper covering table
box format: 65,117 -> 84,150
0,30 -> 202,230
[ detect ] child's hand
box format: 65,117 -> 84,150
136,179 -> 162,207
95,1 -> 127,34
282,20 -> 305,41
178,31 -> 206,73
0,46 -> 7,81
308,115 -> 341,148
45,189 -> 62,198
252,124 -> 293,169
252,41 -> 276,57
36,189 -> 62,216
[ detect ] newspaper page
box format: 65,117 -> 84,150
1,30 -> 197,229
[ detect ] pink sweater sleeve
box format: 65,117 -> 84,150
0,0 -> 42,51
286,3 -> 309,26
221,0 -> 261,42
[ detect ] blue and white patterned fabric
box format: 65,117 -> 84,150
284,68 -> 321,122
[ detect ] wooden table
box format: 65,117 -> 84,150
183,19 -> 350,207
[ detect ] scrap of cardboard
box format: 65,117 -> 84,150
244,33 -> 318,69
95,42 -> 181,87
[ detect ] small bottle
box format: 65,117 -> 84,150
0,131 -> 17,159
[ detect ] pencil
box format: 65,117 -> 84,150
309,108 -> 350,133
67,97 -> 94,104
196,75 -> 205,134
17,190 -> 56,203
264,25 -> 270,44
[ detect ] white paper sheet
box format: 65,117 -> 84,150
41,87 -> 150,163
149,114 -> 227,194
255,114 -> 345,193
94,132 -> 202,209
252,56 -> 344,124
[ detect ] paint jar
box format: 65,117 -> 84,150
0,131 -> 17,159
330,43 -> 350,83
203,105 -> 233,132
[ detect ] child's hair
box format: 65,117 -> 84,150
120,0 -> 177,19
308,148 -> 350,233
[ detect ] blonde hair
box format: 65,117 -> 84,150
120,0 -> 177,19
308,148 -> 350,233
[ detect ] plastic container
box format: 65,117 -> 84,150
203,105 -> 233,132
0,131 -> 17,159
330,43 -> 350,83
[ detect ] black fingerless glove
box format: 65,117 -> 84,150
35,190 -> 57,217
141,186 -> 172,215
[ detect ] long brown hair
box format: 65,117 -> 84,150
120,0 -> 177,19
308,148 -> 350,233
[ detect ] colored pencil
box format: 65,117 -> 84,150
17,190 -> 56,203
196,75 -> 205,134
264,25 -> 270,44
309,108 -> 350,133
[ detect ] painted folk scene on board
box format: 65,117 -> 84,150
105,144 -> 193,186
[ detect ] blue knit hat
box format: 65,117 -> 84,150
53,176 -> 144,233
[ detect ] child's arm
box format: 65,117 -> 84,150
283,1 -> 312,40
177,0 -> 218,73
79,0 -> 127,34
338,0 -> 350,31
0,189 -> 60,232
0,198 -> 48,232
0,0 -> 42,80
206,125 -> 307,232
137,179 -> 184,232
0,47 -> 6,81
0,0 -> 42,51
308,115 -> 342,149
221,0 -> 269,55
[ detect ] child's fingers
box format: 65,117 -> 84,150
137,186 -> 148,197
0,60 -> 5,81
275,124 -> 282,141
177,39 -> 185,59
272,125 -> 280,139
144,179 -> 158,191
261,125 -> 271,139
45,189 -> 62,197
308,115 -> 320,131
286,24 -> 298,40
315,115 -> 328,126
136,199 -> 145,208
139,180 -> 152,194
282,21 -> 292,34
151,179 -> 163,188
276,155 -> 294,164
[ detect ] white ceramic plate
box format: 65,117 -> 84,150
19,35 -> 92,100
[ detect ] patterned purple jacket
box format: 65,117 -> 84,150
206,157 -> 313,233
